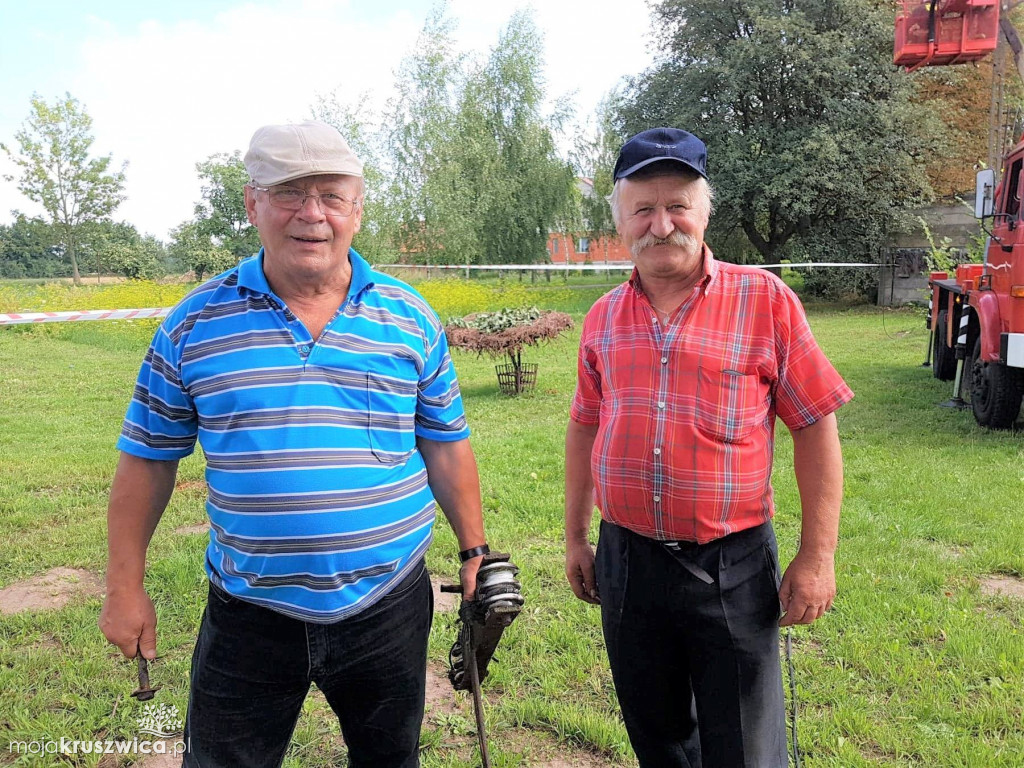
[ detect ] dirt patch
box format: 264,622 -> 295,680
501,725 -> 628,767
29,486 -> 65,498
175,523 -> 209,536
0,568 -> 103,616
922,538 -> 969,560
535,756 -> 621,767
944,544 -> 968,560
784,633 -> 823,654
424,663 -> 460,716
31,633 -> 62,650
174,480 -> 206,494
421,664 -> 626,766
980,575 -> 1024,599
130,742 -> 185,767
431,576 -> 461,613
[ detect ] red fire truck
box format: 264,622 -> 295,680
896,0 -> 1024,428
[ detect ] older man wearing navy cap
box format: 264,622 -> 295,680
565,128 -> 853,767
100,121 -> 488,767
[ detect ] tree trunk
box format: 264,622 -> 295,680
740,217 -> 783,278
68,239 -> 82,286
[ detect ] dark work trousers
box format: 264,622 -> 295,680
595,520 -> 787,768
182,560 -> 432,768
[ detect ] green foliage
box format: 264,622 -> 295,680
100,241 -> 160,280
191,151 -> 261,260
379,9 -> 578,266
916,214 -> 981,274
620,0 -> 938,266
1,92 -> 126,285
414,278 -> 572,321
0,214 -> 63,278
458,12 -> 579,265
447,306 -> 543,333
86,220 -> 168,280
0,280 -> 189,314
169,220 -> 239,281
787,227 -> 880,302
0,215 -> 168,281
167,151 -> 258,280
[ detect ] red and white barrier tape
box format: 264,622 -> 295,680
0,308 -> 171,326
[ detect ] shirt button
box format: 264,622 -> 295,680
653,495 -> 661,503
299,345 -> 310,354
653,448 -> 661,455
661,357 -> 668,364
658,401 -> 666,409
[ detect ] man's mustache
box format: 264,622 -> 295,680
630,230 -> 699,258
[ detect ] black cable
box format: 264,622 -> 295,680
786,627 -> 801,767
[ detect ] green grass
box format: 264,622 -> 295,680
1,289 -> 1022,766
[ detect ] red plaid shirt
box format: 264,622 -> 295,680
571,248 -> 853,543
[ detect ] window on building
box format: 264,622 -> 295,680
577,237 -> 590,254
551,239 -> 559,253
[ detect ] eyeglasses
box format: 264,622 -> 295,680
252,185 -> 360,217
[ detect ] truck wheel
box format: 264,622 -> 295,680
969,338 -> 1024,429
933,310 -> 957,381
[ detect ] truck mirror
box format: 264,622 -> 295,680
975,168 -> 996,219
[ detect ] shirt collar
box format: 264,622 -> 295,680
236,250 -> 271,294
236,247 -> 376,299
628,243 -> 717,297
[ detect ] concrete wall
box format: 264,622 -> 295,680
890,199 -> 980,250
879,198 -> 978,306
878,265 -> 931,307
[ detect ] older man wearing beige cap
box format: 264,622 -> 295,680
100,121 -> 488,767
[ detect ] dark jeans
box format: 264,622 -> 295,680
182,560 -> 432,768
595,521 -> 787,768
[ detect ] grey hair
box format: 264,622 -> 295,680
607,171 -> 715,229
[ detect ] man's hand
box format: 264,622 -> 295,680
459,555 -> 483,601
99,585 -> 158,660
565,538 -> 600,604
778,549 -> 835,626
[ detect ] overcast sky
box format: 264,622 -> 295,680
0,0 -> 656,240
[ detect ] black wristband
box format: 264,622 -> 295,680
459,544 -> 490,562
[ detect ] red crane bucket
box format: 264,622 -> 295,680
894,0 -> 1000,70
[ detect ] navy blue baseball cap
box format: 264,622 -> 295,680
612,128 -> 708,181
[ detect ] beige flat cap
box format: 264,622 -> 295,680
244,120 -> 363,186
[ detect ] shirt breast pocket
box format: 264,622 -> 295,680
695,367 -> 767,444
366,371 -> 418,464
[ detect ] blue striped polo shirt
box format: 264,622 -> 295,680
117,248 -> 470,622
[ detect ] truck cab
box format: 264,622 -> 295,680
928,149 -> 1024,428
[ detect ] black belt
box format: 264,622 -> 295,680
662,542 -> 715,584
